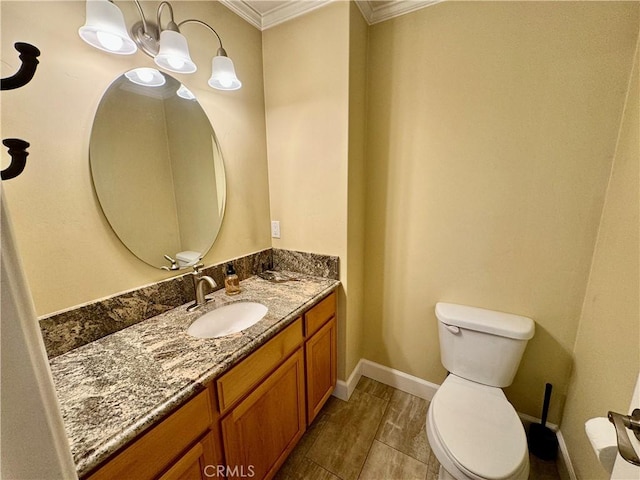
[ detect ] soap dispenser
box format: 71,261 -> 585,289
224,263 -> 240,296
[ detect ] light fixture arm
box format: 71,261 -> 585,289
128,0 -> 160,57
157,1 -> 179,32
178,19 -> 227,57
131,0 -> 151,35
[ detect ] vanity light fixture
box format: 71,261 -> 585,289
79,0 -> 242,90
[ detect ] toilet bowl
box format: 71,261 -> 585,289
426,375 -> 529,480
426,302 -> 535,480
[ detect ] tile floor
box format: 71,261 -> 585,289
275,377 -> 561,480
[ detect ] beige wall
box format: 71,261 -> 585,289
345,3 -> 368,378
561,36 -> 640,479
262,2 -> 353,378
4,2 -> 639,459
362,1 -> 640,423
1,1 -> 271,316
263,2 -> 349,258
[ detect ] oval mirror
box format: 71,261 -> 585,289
90,68 -> 226,270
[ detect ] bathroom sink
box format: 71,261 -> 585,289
187,302 -> 268,338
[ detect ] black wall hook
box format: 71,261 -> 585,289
1,42 -> 41,91
2,42 -> 40,180
1,139 -> 30,180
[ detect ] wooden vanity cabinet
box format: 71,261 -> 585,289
304,292 -> 337,424
85,291 -> 337,480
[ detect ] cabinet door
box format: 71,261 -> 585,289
305,316 -> 337,423
221,349 -> 306,480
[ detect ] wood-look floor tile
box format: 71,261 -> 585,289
355,376 -> 395,401
275,405 -> 332,479
375,389 -> 431,463
359,440 -> 427,480
425,449 -> 441,480
274,455 -> 340,480
306,389 -> 389,480
529,454 -> 561,479
299,407 -> 332,456
274,385 -> 561,480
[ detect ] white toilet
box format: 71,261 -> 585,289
426,302 -> 535,480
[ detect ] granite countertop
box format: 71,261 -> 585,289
49,272 -> 339,477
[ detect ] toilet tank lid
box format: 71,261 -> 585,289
435,303 -> 535,340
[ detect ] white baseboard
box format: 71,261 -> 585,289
332,358 -> 364,401
332,358 -> 576,479
359,359 -> 440,401
555,429 -> 578,480
333,358 -> 439,401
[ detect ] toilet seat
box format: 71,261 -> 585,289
429,375 -> 529,480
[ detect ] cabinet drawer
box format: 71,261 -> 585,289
304,292 -> 336,337
88,389 -> 212,480
217,318 -> 303,414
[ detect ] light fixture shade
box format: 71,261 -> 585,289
208,55 -> 242,91
154,30 -> 197,74
78,0 -> 137,55
124,68 -> 166,87
177,84 -> 196,100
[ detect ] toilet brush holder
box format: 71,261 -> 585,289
528,383 -> 558,460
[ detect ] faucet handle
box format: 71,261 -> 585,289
192,263 -> 205,274
162,255 -> 179,271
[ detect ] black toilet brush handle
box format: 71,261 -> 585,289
541,383 -> 552,427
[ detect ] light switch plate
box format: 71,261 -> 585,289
271,221 -> 281,238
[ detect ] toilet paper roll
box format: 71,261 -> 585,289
585,417 -> 618,474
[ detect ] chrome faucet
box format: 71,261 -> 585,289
187,264 -> 217,312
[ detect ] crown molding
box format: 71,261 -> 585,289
220,0 -> 333,30
353,0 -> 374,24
356,0 -> 443,25
221,0 -> 443,31
262,0 -> 333,29
219,0 -> 263,30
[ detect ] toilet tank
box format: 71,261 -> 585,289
435,303 -> 535,388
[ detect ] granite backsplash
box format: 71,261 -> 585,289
39,248 -> 339,358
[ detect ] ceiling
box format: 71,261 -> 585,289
219,0 -> 442,30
